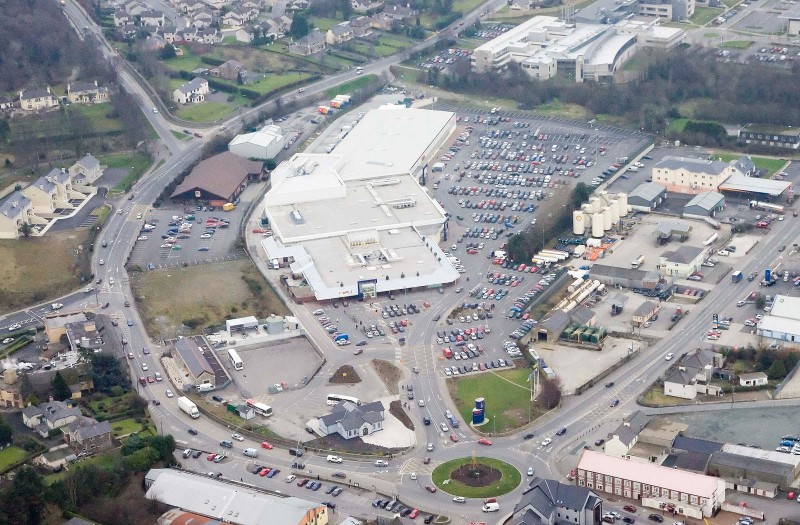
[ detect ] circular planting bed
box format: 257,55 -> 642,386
431,457 -> 521,499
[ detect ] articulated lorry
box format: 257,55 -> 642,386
178,397 -> 200,419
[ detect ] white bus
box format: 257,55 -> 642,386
327,393 -> 361,406
246,399 -> 273,417
228,348 -> 243,371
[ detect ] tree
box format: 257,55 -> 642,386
17,223 -> 34,239
0,415 -> 12,445
1,466 -> 45,525
159,43 -> 177,60
91,354 -> 129,394
290,13 -> 310,40
0,119 -> 10,143
537,377 -> 562,410
506,233 -> 531,264
51,371 -> 72,401
338,0 -> 352,20
571,182 -> 593,210
767,359 -> 787,380
755,293 -> 766,310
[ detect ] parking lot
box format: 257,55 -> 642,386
125,183 -> 262,270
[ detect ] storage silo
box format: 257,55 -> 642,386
265,314 -> 284,334
617,193 -> 628,217
590,197 -> 602,214
592,213 -> 604,238
573,210 -> 585,235
608,200 -> 620,225
602,207 -> 612,231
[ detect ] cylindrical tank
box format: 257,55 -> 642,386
265,314 -> 283,334
608,200 -> 619,225
573,210 -> 585,235
617,193 -> 628,217
592,213 -> 604,238
602,207 -> 612,231
590,197 -> 602,214
472,408 -> 485,425
475,397 -> 485,411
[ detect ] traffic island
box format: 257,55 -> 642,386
432,456 -> 521,498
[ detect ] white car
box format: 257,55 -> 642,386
7,324 -> 21,331
99,259 -> 105,265
285,475 -> 296,483
453,496 -> 466,503
541,438 -> 552,446
418,399 -> 425,407
152,108 -> 158,113
232,433 -> 245,441
109,277 -> 115,285
410,472 -> 417,480
2,338 -> 14,344
665,352 -> 674,361
200,233 -> 212,239
141,363 -> 148,371
137,236 -> 148,241
527,467 -> 534,476
165,389 -> 174,398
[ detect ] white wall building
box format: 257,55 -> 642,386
261,107 -> 460,301
757,295 -> 800,344
229,125 -> 285,160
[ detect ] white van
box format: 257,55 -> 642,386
482,502 -> 500,512
243,448 -> 258,458
374,459 -> 389,467
327,455 -> 343,463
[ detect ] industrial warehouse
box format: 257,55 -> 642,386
260,106 -> 460,301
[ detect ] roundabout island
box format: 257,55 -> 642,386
431,456 -> 522,499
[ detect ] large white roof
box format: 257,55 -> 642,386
229,125 -> 283,149
765,294 -> 800,320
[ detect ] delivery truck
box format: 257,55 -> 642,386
178,397 -> 200,419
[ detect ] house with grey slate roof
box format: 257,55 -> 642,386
19,86 -> 59,111
64,415 -> 113,453
510,477 -> 603,525
172,337 -> 216,391
22,400 -> 82,437
0,192 -> 35,239
318,400 -> 384,439
603,410 -> 651,457
173,77 -> 209,104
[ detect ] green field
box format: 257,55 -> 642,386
324,74 -> 379,98
9,102 -> 123,140
100,153 -> 153,192
666,117 -> 690,133
714,151 -> 788,176
311,17 -> 342,30
68,103 -> 125,134
720,40 -> 753,49
110,418 -> 147,438
248,71 -> 312,94
449,367 -> 542,432
175,102 -> 236,123
0,446 -> 28,472
690,6 -> 723,25
432,457 -> 521,498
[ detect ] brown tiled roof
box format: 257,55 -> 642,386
172,152 -> 263,201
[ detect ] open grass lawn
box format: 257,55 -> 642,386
248,71 -> 312,94
163,50 -> 205,72
86,392 -> 144,420
448,367 -> 542,432
9,103 -> 122,141
100,152 -> 153,192
110,418 -> 147,438
721,40 -> 753,49
131,260 -> 288,338
691,6 -> 723,25
311,17 -> 342,30
640,383 -> 691,407
68,103 -> 124,134
175,102 -> 236,123
667,117 -> 690,133
431,457 -> 521,498
0,230 -> 89,314
324,74 -> 379,98
713,151 -> 788,176
0,446 -> 28,472
535,100 -> 591,120
722,0 -> 739,6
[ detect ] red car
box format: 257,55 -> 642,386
147,376 -> 154,383
297,479 -> 308,487
624,505 -> 637,513
477,438 -> 492,446
409,509 -> 419,519
450,434 -> 459,442
207,453 -> 217,461
259,468 -> 271,477
261,441 -> 273,449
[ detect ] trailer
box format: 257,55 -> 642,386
750,200 -> 785,214
178,397 -> 200,419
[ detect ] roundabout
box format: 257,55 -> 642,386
431,456 -> 522,499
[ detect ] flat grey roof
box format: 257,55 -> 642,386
684,191 -> 724,211
718,173 -> 791,196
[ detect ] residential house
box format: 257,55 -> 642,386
289,29 -> 326,55
0,369 -> 24,408
0,192 -> 35,239
64,415 -> 113,454
22,169 -> 86,215
124,1 -> 150,16
326,21 -> 355,45
0,96 -> 12,111
261,15 -> 291,38
69,154 -> 104,184
350,15 -> 373,37
178,0 -> 206,12
210,59 -> 249,82
222,27 -> 255,42
196,27 -> 222,44
22,400 -> 82,438
162,25 -> 180,42
204,0 -> 233,9
738,372 -> 768,387
191,9 -> 214,28
369,13 -> 395,30
66,81 -> 110,105
733,155 -> 756,177
318,400 -> 385,439
511,477 -> 603,525
142,34 -> 168,51
241,0 -> 262,9
113,9 -> 131,26
382,3 -> 418,20
288,0 -> 310,9
139,9 -> 165,26
174,77 -> 209,104
664,349 -> 724,400
119,23 -> 139,39
19,87 -> 59,111
351,0 -> 385,13
604,410 -> 651,458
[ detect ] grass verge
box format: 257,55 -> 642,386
131,260 -> 288,338
713,151 -> 787,176
690,6 -> 723,25
431,457 -> 521,498
447,367 -> 542,433
720,40 -> 753,49
324,74 -> 379,99
100,153 -> 152,192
